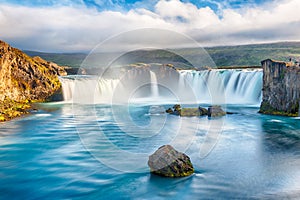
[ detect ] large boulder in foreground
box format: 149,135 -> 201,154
148,145 -> 194,177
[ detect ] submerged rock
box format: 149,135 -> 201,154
208,105 -> 226,117
148,145 -> 194,177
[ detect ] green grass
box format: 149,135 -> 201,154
24,41 -> 300,69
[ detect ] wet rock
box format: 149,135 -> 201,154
173,104 -> 181,115
148,145 -> 194,177
166,105 -> 208,117
208,105 -> 226,117
180,108 -> 200,116
198,106 -> 208,115
166,108 -> 173,114
180,106 -> 208,117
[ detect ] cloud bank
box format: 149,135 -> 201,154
0,0 -> 300,52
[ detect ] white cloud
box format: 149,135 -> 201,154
0,0 -> 299,52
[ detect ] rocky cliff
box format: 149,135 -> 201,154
0,40 -> 66,101
0,40 -> 66,121
259,59 -> 300,116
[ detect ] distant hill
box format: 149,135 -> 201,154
205,42 -> 300,67
25,51 -> 86,68
24,41 -> 300,69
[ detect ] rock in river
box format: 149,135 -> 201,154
148,145 -> 194,177
165,104 -> 208,117
208,105 -> 226,117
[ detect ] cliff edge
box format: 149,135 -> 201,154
259,59 -> 300,116
0,40 -> 67,121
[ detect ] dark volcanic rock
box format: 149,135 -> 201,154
259,59 -> 300,116
198,106 -> 208,115
148,145 -> 194,177
207,105 -> 226,117
166,108 -> 173,114
173,104 -> 181,115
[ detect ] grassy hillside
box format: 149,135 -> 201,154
24,42 -> 300,69
25,51 -> 86,68
206,42 -> 300,67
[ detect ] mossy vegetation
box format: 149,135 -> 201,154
0,40 -> 67,122
259,101 -> 299,117
0,99 -> 32,122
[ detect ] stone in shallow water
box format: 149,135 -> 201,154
180,107 -> 208,117
208,105 -> 226,117
165,104 -> 208,117
148,145 -> 194,177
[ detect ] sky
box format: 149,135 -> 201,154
0,0 -> 300,52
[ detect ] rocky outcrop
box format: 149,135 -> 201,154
259,59 -> 300,116
0,40 -> 66,102
148,145 -> 194,177
208,105 -> 226,117
166,104 -> 208,117
0,40 -> 67,121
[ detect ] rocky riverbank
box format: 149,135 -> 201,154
259,59 -> 300,116
0,40 -> 67,121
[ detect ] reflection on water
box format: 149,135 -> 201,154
0,104 -> 300,199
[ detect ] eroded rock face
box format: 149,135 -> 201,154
259,59 -> 300,116
0,40 -> 67,101
148,145 -> 194,177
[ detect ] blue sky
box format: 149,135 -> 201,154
0,0 -> 299,52
1,0 -> 270,11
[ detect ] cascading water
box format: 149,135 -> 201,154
149,70 -> 159,98
59,75 -> 121,104
178,69 -> 263,105
59,69 -> 263,105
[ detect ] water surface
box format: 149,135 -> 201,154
0,104 -> 300,199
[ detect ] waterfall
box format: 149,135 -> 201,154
59,69 -> 263,105
178,69 -> 263,104
59,75 -> 121,104
149,71 -> 159,98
